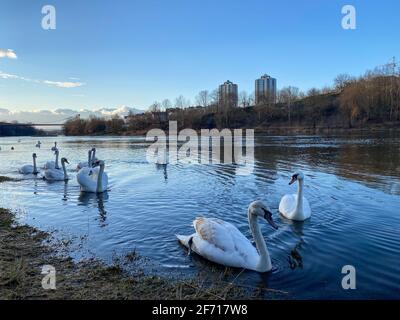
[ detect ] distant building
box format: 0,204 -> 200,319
255,74 -> 277,105
218,80 -> 238,107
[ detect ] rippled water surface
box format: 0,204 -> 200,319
1,132 -> 399,299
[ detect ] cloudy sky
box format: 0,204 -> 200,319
1,0 -> 400,122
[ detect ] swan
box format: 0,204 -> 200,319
279,171 -> 311,221
35,141 -> 41,148
43,158 -> 69,181
77,148 -> 96,170
19,153 -> 39,175
51,142 -> 58,152
44,149 -> 60,170
176,200 -> 278,272
77,160 -> 108,193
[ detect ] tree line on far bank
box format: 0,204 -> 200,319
63,60 -> 400,135
0,123 -> 45,136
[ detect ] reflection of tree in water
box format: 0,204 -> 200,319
336,142 -> 400,194
78,192 -> 109,227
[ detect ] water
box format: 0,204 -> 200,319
0,132 -> 399,299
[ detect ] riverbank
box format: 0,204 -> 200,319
0,181 -> 287,300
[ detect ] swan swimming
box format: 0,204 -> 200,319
19,153 -> 39,175
44,149 -> 60,170
77,148 -> 96,170
77,159 -> 108,193
51,142 -> 58,152
279,171 -> 311,221
43,158 -> 70,181
176,200 -> 278,272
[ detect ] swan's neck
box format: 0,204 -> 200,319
294,179 -> 305,218
61,162 -> 68,179
33,157 -> 38,174
248,212 -> 271,272
97,164 -> 105,193
55,152 -> 60,169
92,150 -> 96,164
88,150 -> 92,166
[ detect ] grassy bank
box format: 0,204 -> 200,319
0,204 -> 287,300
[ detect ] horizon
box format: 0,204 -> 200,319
1,0 -> 400,121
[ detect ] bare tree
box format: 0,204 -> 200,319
161,99 -> 172,111
238,91 -> 249,108
279,86 -> 300,125
175,95 -> 189,109
148,101 -> 161,113
195,90 -> 210,107
334,73 -> 354,91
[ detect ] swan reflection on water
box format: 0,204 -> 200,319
78,191 -> 109,227
279,216 -> 306,270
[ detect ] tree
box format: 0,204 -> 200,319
161,99 -> 172,111
175,95 -> 188,109
148,101 -> 161,113
238,91 -> 249,108
334,73 -> 354,91
279,86 -> 300,125
195,90 -> 210,107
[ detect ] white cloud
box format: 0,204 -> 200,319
0,70 -> 84,88
43,80 -> 85,88
0,49 -> 17,59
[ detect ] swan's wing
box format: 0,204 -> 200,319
44,169 -> 63,180
19,165 -> 33,174
192,217 -> 258,268
279,194 -> 297,216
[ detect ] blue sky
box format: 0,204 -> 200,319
1,0 -> 399,112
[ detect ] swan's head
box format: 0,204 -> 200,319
289,171 -> 304,185
93,159 -> 105,167
61,157 -> 69,164
32,153 -> 37,159
248,200 -> 278,229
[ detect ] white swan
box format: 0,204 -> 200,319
35,141 -> 41,148
76,148 -> 97,171
176,200 -> 278,272
51,142 -> 58,152
19,153 -> 39,175
44,149 -> 60,170
43,158 -> 69,181
279,171 -> 311,221
77,160 -> 108,193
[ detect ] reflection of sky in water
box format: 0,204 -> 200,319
0,132 -> 399,299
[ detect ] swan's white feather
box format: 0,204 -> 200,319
77,167 -> 108,193
178,217 -> 259,270
279,194 -> 311,220
44,168 -> 66,181
19,165 -> 35,174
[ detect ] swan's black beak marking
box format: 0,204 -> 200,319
262,208 -> 278,230
289,174 -> 298,185
187,236 -> 194,256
